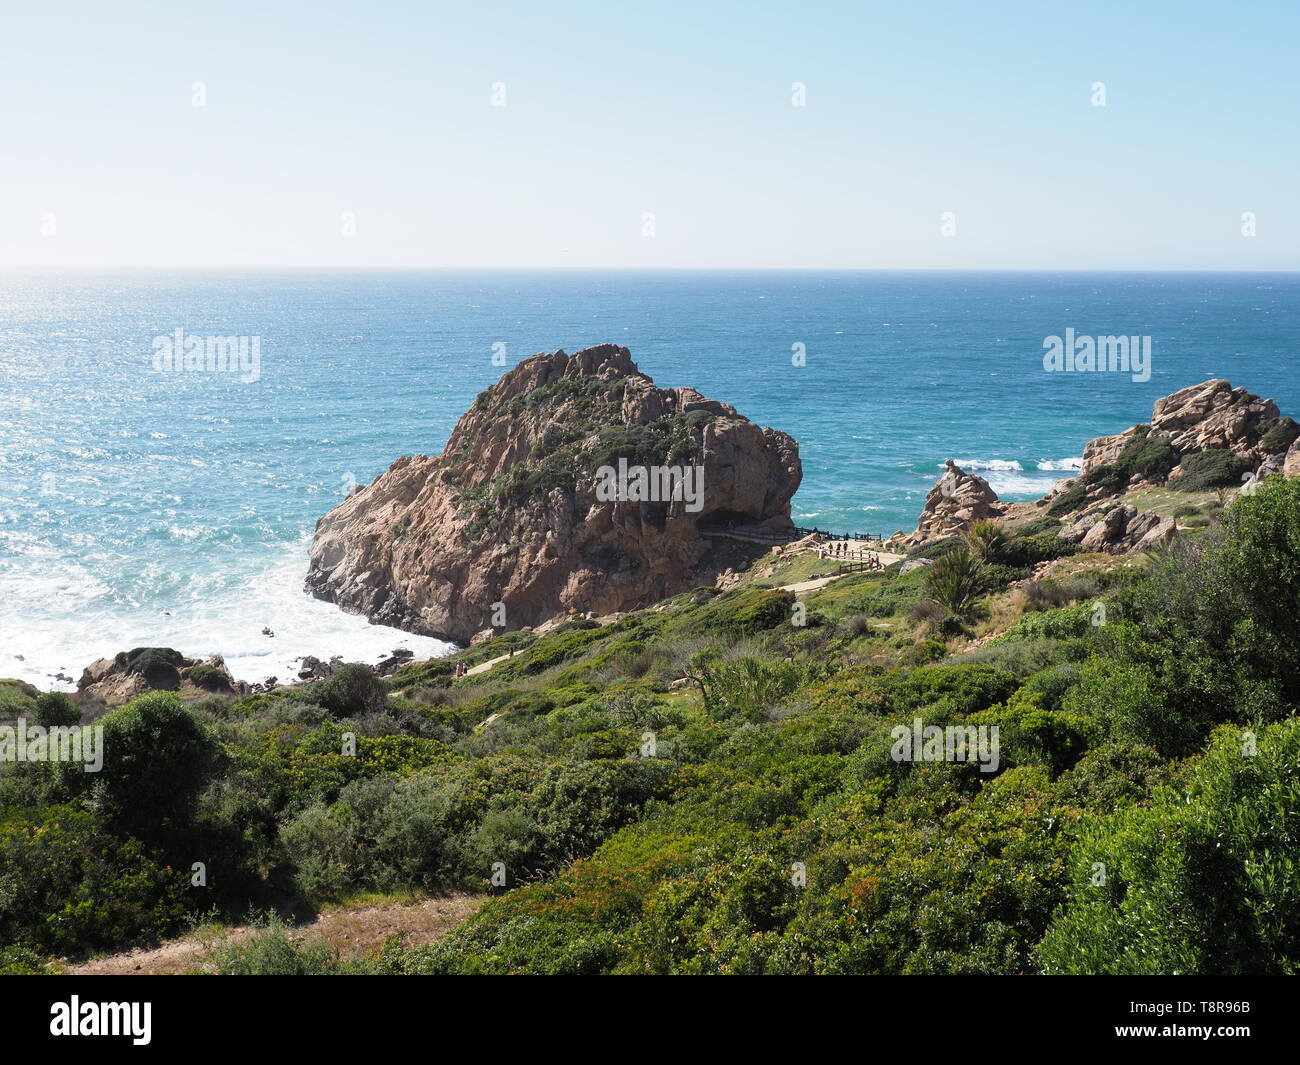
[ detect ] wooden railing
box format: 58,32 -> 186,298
794,527 -> 884,542
835,557 -> 882,575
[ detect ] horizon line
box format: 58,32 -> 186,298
2,265 -> 1298,275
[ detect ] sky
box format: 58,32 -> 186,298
0,0 -> 1296,270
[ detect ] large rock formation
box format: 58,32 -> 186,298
306,345 -> 801,642
1056,380 -> 1295,513
1058,505 -> 1176,554
78,648 -> 239,706
900,460 -> 1005,547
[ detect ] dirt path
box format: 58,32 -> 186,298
465,652 -> 511,676
779,552 -> 904,594
66,895 -> 482,975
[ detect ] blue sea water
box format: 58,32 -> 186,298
2,269 -> 1298,689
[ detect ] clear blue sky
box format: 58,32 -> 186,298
1,0 -> 1295,269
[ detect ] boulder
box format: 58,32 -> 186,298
1060,504 -> 1176,554
77,648 -> 238,706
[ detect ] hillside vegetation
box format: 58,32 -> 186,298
3,477 -> 1299,975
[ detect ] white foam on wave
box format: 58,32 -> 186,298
982,471 -> 1067,497
1036,457 -> 1083,471
943,458 -> 1024,472
0,542 -> 453,692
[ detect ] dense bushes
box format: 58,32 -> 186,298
282,757 -> 673,900
1068,476 -> 1300,755
1040,719 -> 1300,973
1168,448 -> 1251,491
92,693 -> 222,842
0,806 -> 187,953
301,664 -> 389,717
5,473 -> 1300,974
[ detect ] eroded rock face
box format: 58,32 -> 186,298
1149,379 -> 1279,455
903,460 -> 1005,546
306,345 -> 801,642
1059,505 -> 1176,554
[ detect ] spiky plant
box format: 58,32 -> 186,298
922,544 -> 987,619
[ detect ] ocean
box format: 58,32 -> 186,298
3,269 -> 1298,689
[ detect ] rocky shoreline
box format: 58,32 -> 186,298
38,374 -> 1300,708
893,378 -> 1300,554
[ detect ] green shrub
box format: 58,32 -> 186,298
0,805 -> 187,953
0,945 -> 50,974
89,692 -> 223,846
184,663 -> 234,693
1040,719 -> 1300,974
33,691 -> 80,727
1168,449 -> 1251,491
118,647 -> 185,691
1260,416 -> 1299,452
920,546 -> 985,618
0,679 -> 40,718
202,918 -> 346,975
302,664 -> 388,717
700,656 -> 806,719
708,590 -> 796,638
890,663 -> 1020,714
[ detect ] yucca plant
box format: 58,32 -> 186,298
921,544 -> 987,620
965,519 -> 1010,564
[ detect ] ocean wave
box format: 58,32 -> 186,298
1036,457 -> 1083,471
983,472 -> 1065,497
0,540 -> 453,691
943,458 -> 1024,472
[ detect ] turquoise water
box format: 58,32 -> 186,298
2,269 -> 1298,687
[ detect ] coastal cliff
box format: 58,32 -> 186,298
305,344 -> 801,642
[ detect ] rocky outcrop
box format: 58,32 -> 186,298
905,379 -> 1296,553
77,648 -> 239,706
1149,379 -> 1279,455
902,460 -> 1005,546
1054,380 -> 1295,516
1059,505 -> 1176,554
306,344 -> 802,643
1284,439 -> 1300,478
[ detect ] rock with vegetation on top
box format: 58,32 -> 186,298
1056,380 -> 1295,517
78,648 -> 238,706
306,344 -> 802,643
